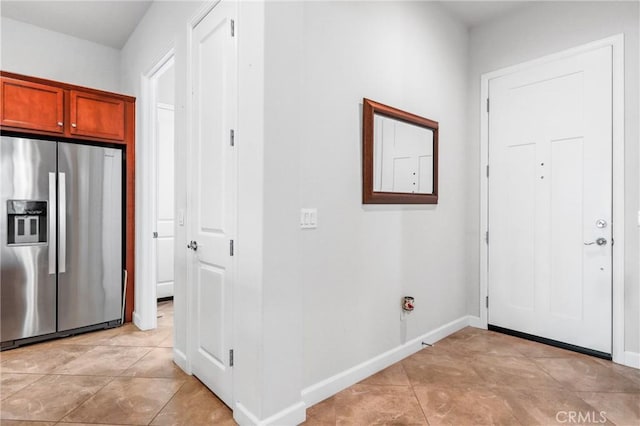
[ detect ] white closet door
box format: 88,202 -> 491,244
188,0 -> 237,407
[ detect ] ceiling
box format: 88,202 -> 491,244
0,0 -> 532,49
439,1 -> 531,27
0,0 -> 153,49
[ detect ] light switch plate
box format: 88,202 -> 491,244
300,208 -> 317,229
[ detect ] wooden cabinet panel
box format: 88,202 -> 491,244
70,90 -> 125,141
1,77 -> 64,133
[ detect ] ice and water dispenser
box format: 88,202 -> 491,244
7,200 -> 47,245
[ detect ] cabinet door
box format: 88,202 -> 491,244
0,77 -> 65,133
70,90 -> 125,141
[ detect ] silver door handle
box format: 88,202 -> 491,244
584,238 -> 607,246
187,240 -> 198,251
59,172 -> 66,273
48,173 -> 57,274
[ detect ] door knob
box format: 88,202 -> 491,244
187,240 -> 198,251
584,238 -> 607,246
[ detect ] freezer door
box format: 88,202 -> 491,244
1,136 -> 57,342
57,143 -> 122,331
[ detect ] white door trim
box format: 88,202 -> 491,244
479,34 -> 625,364
135,48 -> 175,331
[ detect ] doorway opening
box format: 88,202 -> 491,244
135,50 -> 175,331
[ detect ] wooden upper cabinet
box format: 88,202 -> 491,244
1,73 -> 132,143
1,77 -> 65,133
70,90 -> 125,141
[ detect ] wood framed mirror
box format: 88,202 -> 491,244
362,98 -> 439,204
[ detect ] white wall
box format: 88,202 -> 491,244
466,1 -> 640,354
273,1 -> 470,389
1,17 -> 120,92
261,1 -> 304,419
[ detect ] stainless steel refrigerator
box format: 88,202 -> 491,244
1,136 -> 123,348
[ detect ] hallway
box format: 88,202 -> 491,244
1,302 -> 639,425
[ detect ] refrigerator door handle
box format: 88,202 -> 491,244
48,172 -> 57,275
58,172 -> 66,273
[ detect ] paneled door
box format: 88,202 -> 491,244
156,104 -> 175,299
488,46 -> 612,354
188,0 -> 237,408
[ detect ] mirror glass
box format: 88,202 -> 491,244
373,114 -> 434,194
362,98 -> 438,204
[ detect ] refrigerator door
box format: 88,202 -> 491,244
57,142 -> 122,331
1,136 -> 57,342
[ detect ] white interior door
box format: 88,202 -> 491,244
488,46 -> 612,354
156,104 -> 175,299
188,0 -> 236,408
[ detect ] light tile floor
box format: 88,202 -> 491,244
0,301 -> 235,425
306,329 -> 640,425
1,302 -> 639,425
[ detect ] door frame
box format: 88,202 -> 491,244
135,48 -> 175,331
479,34 -> 625,364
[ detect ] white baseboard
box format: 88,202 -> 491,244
132,311 -> 143,329
157,281 -> 174,299
301,315 -> 473,409
468,315 -> 484,329
133,310 -> 156,331
234,401 -> 306,426
173,347 -> 188,373
623,351 -> 640,369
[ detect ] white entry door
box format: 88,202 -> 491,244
156,104 -> 175,299
488,46 -> 612,354
188,0 -> 237,407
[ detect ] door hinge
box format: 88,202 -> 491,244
229,349 -> 234,367
231,19 -> 235,37
152,231 -> 158,239
486,98 -> 490,113
486,165 -> 489,178
486,296 -> 489,308
230,239 -> 234,256
230,129 -> 235,147
485,231 -> 489,244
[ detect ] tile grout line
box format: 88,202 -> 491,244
146,374 -> 191,425
401,361 -> 431,426
55,373 -> 117,423
570,390 -> 619,425
0,371 -> 49,405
